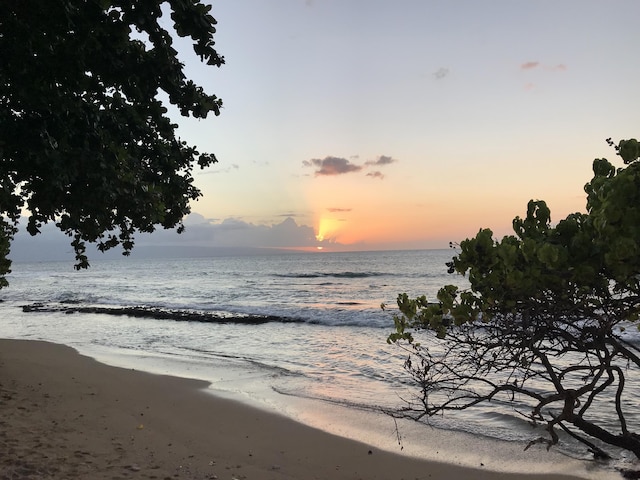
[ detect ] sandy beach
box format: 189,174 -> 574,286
0,339 -> 597,480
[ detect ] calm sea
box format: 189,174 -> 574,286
0,249 -> 634,477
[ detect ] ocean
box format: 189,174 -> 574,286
0,249 -> 633,478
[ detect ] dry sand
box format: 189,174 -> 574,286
0,339 -> 593,479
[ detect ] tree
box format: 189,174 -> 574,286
387,138 -> 640,460
0,0 -> 224,288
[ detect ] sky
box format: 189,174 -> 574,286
11,0 -> 640,259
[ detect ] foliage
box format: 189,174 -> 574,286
387,138 -> 640,459
0,0 -> 224,285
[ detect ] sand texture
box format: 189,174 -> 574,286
0,339 -> 589,479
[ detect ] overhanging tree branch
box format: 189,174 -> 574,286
0,0 -> 224,283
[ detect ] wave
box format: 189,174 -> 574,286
271,385 -> 393,412
19,301 -> 395,329
21,303 -> 305,325
274,271 -> 388,279
274,271 -> 451,280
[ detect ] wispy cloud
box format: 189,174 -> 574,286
433,67 -> 449,79
327,207 -> 352,213
302,156 -> 363,176
521,61 -> 540,70
365,155 -> 398,166
521,61 -> 567,72
366,171 -> 384,180
200,164 -> 240,175
274,212 -> 304,219
520,61 -> 567,91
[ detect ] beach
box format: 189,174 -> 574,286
0,339 -> 594,480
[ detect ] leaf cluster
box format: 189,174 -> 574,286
0,0 -> 224,282
392,139 -> 640,340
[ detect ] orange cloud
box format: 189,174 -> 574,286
521,61 -> 539,70
521,61 -> 567,72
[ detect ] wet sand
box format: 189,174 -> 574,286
0,339 -> 592,479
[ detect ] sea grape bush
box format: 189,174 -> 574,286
388,138 -> 640,460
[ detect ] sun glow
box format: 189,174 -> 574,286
316,217 -> 343,242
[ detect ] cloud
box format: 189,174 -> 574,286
521,61 -> 567,72
365,155 -> 397,166
200,164 -> 240,175
303,154 -> 399,179
182,212 -> 210,225
162,216 -> 317,248
327,208 -> 352,213
302,156 -> 363,176
520,62 -> 567,91
433,67 -> 449,79
9,214 -> 324,260
167,216 -> 321,249
275,211 -> 304,218
521,61 -> 540,70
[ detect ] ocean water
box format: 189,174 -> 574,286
0,249 -> 634,478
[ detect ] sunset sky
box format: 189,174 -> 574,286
14,0 -> 640,258
168,0 -> 640,251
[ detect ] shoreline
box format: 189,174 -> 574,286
69,336 -> 623,478
0,338 -> 606,479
